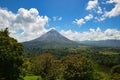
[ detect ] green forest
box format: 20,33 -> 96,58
0,28 -> 120,80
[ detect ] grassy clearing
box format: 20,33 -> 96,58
24,76 -> 42,80
100,51 -> 119,55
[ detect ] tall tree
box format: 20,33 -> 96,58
0,28 -> 24,80
31,53 -> 64,80
61,54 -> 94,80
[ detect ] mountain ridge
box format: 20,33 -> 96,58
79,39 -> 120,47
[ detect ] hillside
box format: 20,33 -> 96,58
79,40 -> 120,47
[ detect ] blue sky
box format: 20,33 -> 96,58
0,0 -> 120,42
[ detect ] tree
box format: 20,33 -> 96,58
31,53 -> 64,80
111,65 -> 120,80
111,65 -> 120,74
61,54 -> 94,80
22,58 -> 32,76
0,28 -> 24,80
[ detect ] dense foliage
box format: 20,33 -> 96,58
110,65 -> 120,80
1,28 -> 120,80
61,54 -> 94,80
0,28 -> 24,80
31,53 -> 64,80
31,54 -> 95,80
24,46 -> 120,80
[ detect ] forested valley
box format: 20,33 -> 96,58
0,28 -> 120,80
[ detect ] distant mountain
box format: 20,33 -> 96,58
79,40 -> 120,47
31,29 -> 75,44
22,29 -> 78,49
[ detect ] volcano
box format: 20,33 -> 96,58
22,29 -> 78,49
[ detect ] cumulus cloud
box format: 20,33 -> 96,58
104,0 -> 120,18
86,0 -> 103,14
86,0 -> 98,10
73,14 -> 93,26
95,0 -> 120,21
84,14 -> 93,21
0,8 -> 49,42
73,18 -> 85,26
60,27 -> 120,41
52,16 -> 62,21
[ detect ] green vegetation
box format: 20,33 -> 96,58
0,28 -> 24,80
111,65 -> 120,74
110,65 -> 120,80
1,28 -> 120,80
61,54 -> 94,80
31,53 -> 64,80
24,76 -> 41,80
100,51 -> 119,55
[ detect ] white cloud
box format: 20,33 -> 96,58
96,0 -> 120,21
86,0 -> 105,21
73,14 -> 93,26
73,18 -> 85,26
52,16 -> 62,21
97,6 -> 103,14
86,0 -> 98,10
104,0 -> 120,18
86,0 -> 103,14
60,27 -> 120,41
84,14 -> 93,21
0,8 -> 49,42
95,15 -> 106,21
